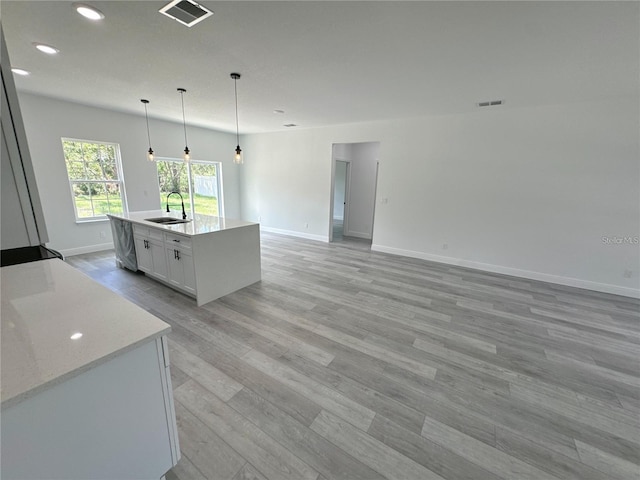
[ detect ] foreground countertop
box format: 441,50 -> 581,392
108,211 -> 258,237
1,259 -> 171,409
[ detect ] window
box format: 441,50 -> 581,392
62,138 -> 127,220
156,158 -> 224,217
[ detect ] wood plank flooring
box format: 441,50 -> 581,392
66,232 -> 640,480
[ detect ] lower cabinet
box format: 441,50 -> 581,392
133,225 -> 195,296
134,235 -> 152,272
1,336 -> 180,479
134,235 -> 168,281
166,246 -> 196,295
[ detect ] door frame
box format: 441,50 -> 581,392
329,158 -> 351,242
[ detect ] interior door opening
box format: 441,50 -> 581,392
332,160 -> 350,242
329,142 -> 380,246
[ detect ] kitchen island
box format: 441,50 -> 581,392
108,211 -> 261,306
1,258 -> 180,479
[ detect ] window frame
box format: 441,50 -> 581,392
61,137 -> 129,222
155,157 -> 225,218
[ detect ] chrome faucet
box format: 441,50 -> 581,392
166,191 -> 187,219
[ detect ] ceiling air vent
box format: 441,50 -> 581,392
159,0 -> 213,27
477,99 -> 504,107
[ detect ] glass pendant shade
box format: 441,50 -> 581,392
234,145 -> 243,164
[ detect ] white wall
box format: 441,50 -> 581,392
18,93 -> 240,255
345,142 -> 379,239
241,98 -> 640,297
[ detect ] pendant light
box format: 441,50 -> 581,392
140,99 -> 154,161
177,88 -> 190,162
231,73 -> 243,164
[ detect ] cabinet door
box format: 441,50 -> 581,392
166,247 -> 184,288
134,236 -> 152,273
149,240 -> 168,281
166,247 -> 196,295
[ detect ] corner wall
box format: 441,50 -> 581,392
241,98 -> 640,297
18,93 -> 240,255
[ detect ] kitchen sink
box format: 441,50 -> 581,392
145,217 -> 191,225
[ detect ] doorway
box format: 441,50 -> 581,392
332,160 -> 350,241
329,142 -> 380,247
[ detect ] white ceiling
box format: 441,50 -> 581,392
2,1 -> 638,133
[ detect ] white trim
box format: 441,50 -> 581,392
59,242 -> 114,258
344,230 -> 372,240
260,226 -> 329,243
371,244 -> 640,299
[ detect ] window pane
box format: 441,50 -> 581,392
102,144 -> 116,162
72,183 -> 94,218
157,160 -> 191,213
90,183 -> 109,216
101,161 -> 118,180
83,142 -> 100,163
85,159 -> 104,180
106,183 -> 123,215
67,161 -> 86,180
190,163 -> 219,216
63,141 -> 84,162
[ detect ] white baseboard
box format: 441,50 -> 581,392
344,230 -> 372,240
260,226 -> 329,243
371,244 -> 640,299
59,242 -> 114,258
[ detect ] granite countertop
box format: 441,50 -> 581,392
108,211 -> 258,237
1,259 -> 170,409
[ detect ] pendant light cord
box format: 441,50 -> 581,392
179,89 -> 189,148
234,78 -> 240,145
143,102 -> 152,147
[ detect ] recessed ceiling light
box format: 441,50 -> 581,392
11,68 -> 30,76
33,43 -> 60,55
74,3 -> 105,20
70,332 -> 83,340
273,109 -> 285,114
284,124 -> 297,128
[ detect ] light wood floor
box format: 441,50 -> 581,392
67,232 -> 640,480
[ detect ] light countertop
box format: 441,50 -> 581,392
1,259 -> 170,409
108,211 -> 258,237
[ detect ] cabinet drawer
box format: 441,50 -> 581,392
165,233 -> 192,250
149,229 -> 164,241
133,224 -> 149,237
134,224 -> 164,241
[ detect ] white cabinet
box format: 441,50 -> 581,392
1,258 -> 180,479
134,225 -> 194,296
134,226 -> 168,281
149,239 -> 168,281
134,235 -> 152,272
2,337 -> 180,479
1,29 -> 48,250
166,246 -> 196,295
